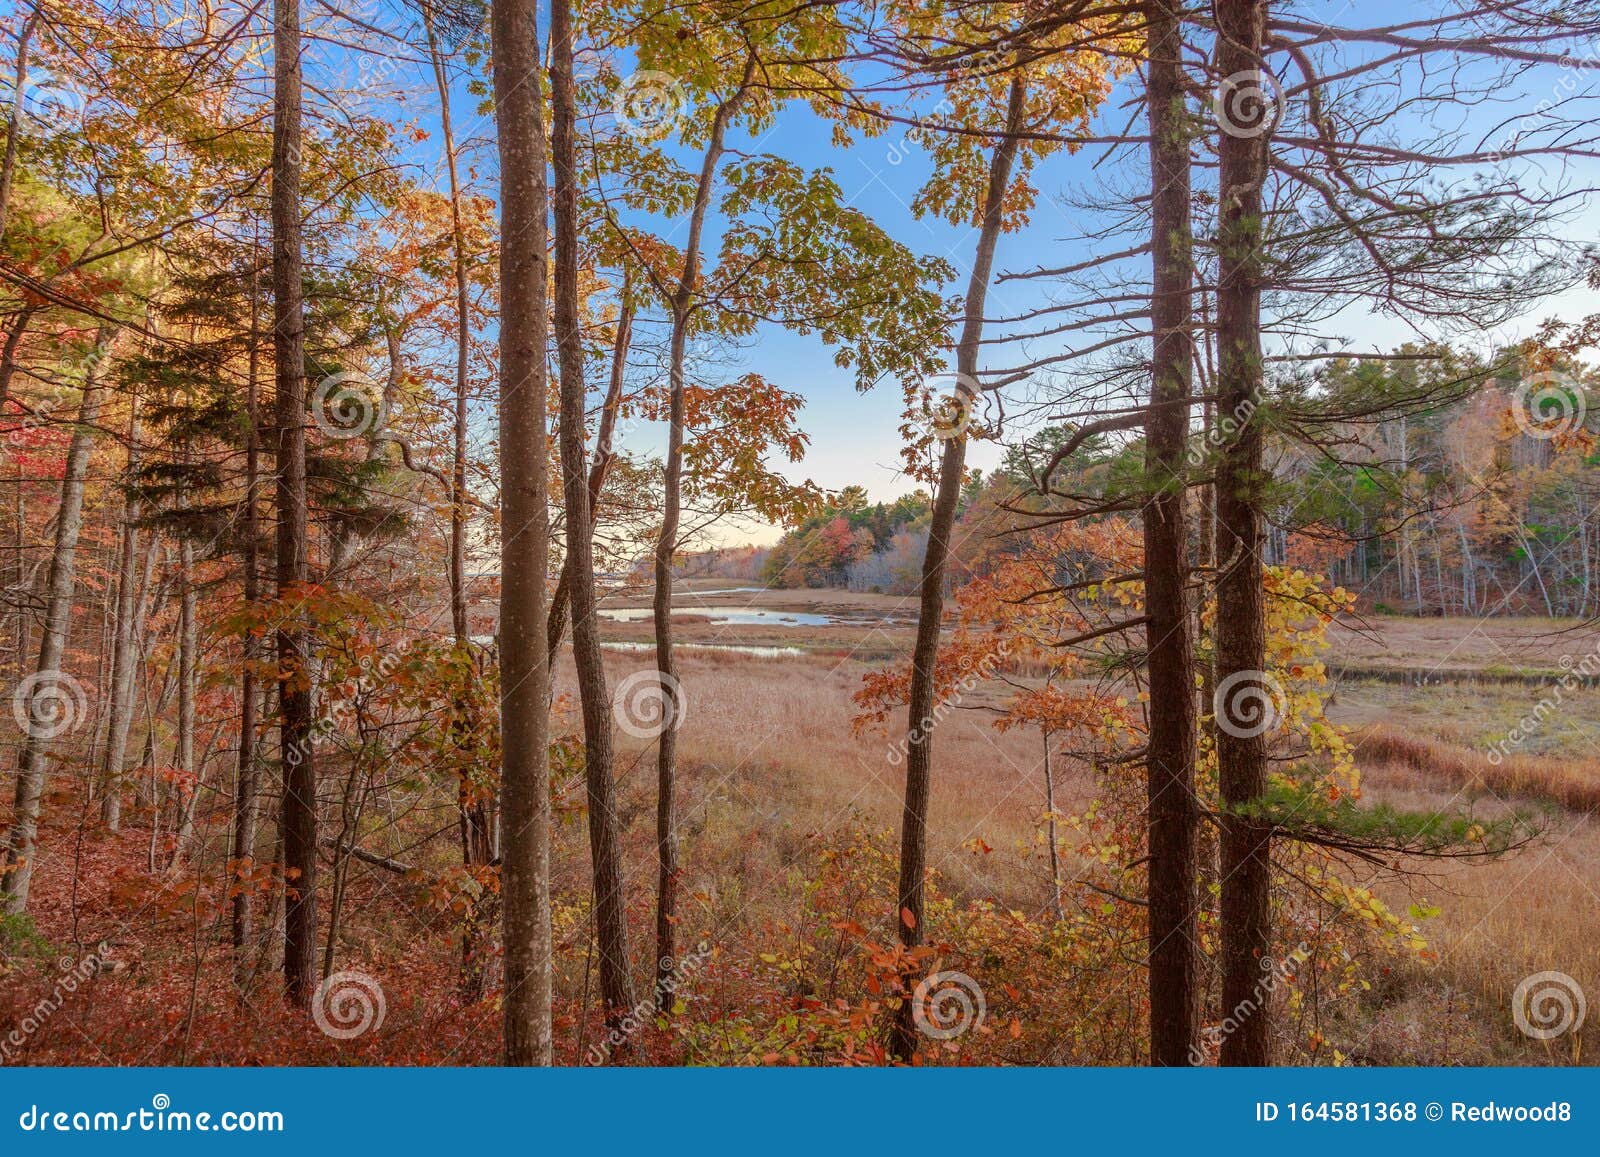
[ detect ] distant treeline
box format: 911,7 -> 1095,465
682,348 -> 1600,616
677,489 -> 932,593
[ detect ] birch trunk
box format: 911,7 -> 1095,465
101,388 -> 143,830
2,325 -> 114,911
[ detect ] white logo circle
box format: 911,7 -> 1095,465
612,669 -> 685,739
1214,69 -> 1283,139
312,969 -> 386,1040
614,71 -> 687,141
18,71 -> 87,126
1212,669 -> 1285,740
311,372 -> 380,440
1512,971 -> 1586,1040
13,669 -> 88,739
1512,371 -> 1587,441
911,970 -> 986,1041
915,372 -> 979,441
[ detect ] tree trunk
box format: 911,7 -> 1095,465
545,290 -> 632,666
272,0 -> 318,1008
1042,733 -> 1063,922
1143,0 -> 1201,1067
423,10 -> 473,647
170,535 -> 197,860
101,388 -> 143,831
890,75 -> 1025,1063
1214,0 -> 1273,1068
2,325 -> 114,911
0,6 -> 39,244
0,304 -> 38,417
233,248 -> 264,968
550,0 -> 636,1037
422,0 -> 495,985
491,0 -> 555,1066
653,78 -> 747,1006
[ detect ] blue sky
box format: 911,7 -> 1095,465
323,1 -> 1600,545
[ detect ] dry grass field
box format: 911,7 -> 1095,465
575,583 -> 1600,1064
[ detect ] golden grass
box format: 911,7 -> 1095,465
1347,726 -> 1599,1063
553,646 -> 1600,1064
559,649 -> 1074,919
1356,725 -> 1600,813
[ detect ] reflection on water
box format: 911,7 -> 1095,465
599,607 -> 834,627
601,641 -> 803,658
